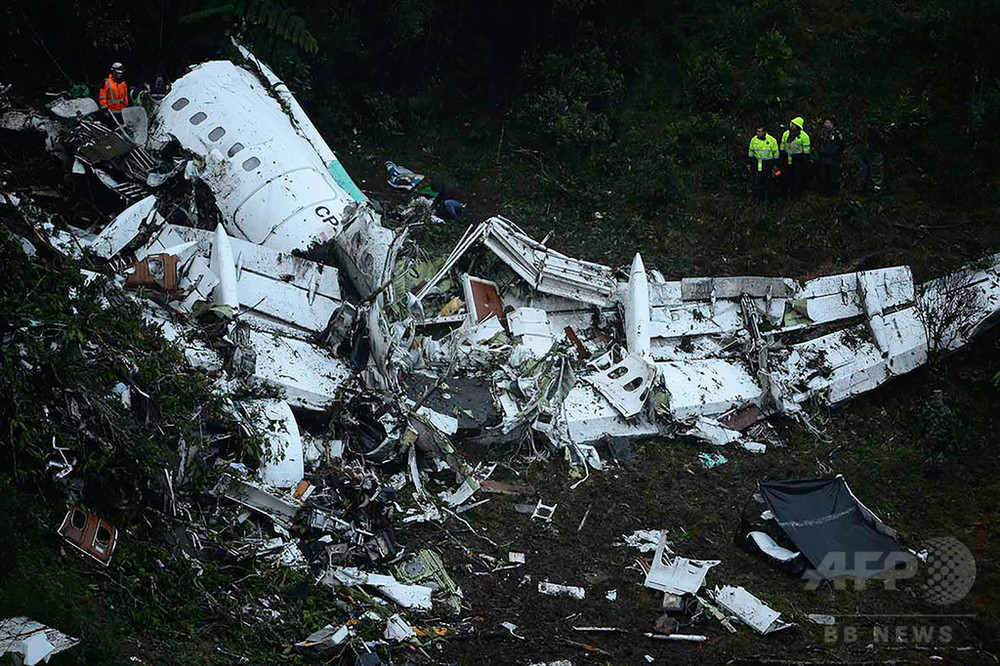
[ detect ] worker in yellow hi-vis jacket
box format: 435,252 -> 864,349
748,124 -> 779,201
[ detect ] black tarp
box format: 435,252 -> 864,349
759,476 -> 907,579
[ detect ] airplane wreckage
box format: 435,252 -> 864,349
2,43 -> 999,658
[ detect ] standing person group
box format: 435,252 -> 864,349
746,115 -> 845,201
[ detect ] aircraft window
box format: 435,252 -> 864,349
171,98 -> 189,111
228,142 -> 244,157
208,126 -> 226,141
242,156 -> 261,171
190,112 -> 207,125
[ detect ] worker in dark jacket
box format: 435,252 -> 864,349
816,119 -> 846,194
866,117 -> 893,195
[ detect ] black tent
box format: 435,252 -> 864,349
759,476 -> 908,579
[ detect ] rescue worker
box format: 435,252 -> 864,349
865,117 -> 893,195
747,124 -> 779,201
98,62 -> 129,122
136,74 -> 171,114
816,119 -> 845,195
780,116 -> 810,199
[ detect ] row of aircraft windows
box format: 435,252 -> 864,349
171,97 -> 259,172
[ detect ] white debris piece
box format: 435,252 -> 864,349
538,582 -> 585,600
508,307 -> 557,359
439,478 -> 479,507
210,223 -> 239,309
384,614 -> 416,642
644,530 -> 719,595
0,617 -> 80,666
741,441 -> 767,454
248,399 -> 304,488
219,475 -> 299,528
748,531 -> 800,562
502,621 -> 526,639
296,623 -> 350,648
686,416 -> 741,446
656,360 -> 762,419
583,353 -> 656,418
618,529 -> 668,554
625,253 -> 651,358
508,552 -> 526,564
91,194 -> 159,258
248,329 -> 353,411
711,585 -> 794,634
808,614 -> 837,625
47,97 -> 100,119
365,573 -> 434,609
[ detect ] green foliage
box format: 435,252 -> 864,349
685,48 -> 734,112
0,230 -> 243,514
518,47 -> 623,157
915,391 -> 973,464
618,126 -> 687,206
745,30 -> 799,112
181,0 -> 318,54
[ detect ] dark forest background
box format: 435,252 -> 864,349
3,0 -> 1000,226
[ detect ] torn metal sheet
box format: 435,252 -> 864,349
583,353 -> 656,419
682,276 -> 797,301
296,623 -> 350,648
780,307 -> 927,404
247,399 -> 304,488
918,255 -> 1000,351
644,531 -> 719,595
481,217 -> 616,306
332,204 -> 398,299
559,383 -> 666,444
47,97 -> 99,119
90,194 -> 159,258
686,416 -> 742,445
219,475 -> 299,528
0,617 -> 80,666
364,573 -> 434,609
656,359 -> 762,419
247,329 -> 353,411
384,614 -> 415,642
508,307 -> 557,359
711,585 -> 793,634
157,224 -> 342,332
785,266 -> 914,327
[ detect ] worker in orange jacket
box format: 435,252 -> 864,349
98,63 -> 129,120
